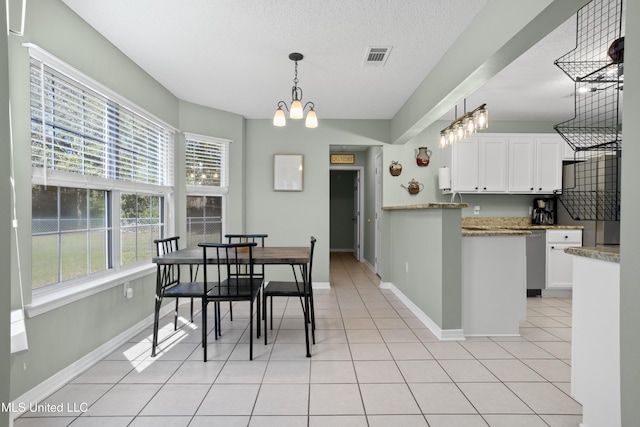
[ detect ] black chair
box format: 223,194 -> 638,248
200,242 -> 264,361
263,236 -> 316,355
225,234 -> 268,322
152,236 -> 210,357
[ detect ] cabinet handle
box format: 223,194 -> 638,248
551,246 -> 555,249
475,187 -> 478,190
538,188 -> 542,190
483,187 -> 487,190
530,187 -> 534,190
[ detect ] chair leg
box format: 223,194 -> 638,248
229,301 -> 233,321
190,297 -> 194,323
263,291 -> 268,345
151,296 -> 162,357
202,299 -> 208,362
173,299 -> 179,330
249,300 -> 254,360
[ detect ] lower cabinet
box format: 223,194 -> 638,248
546,230 -> 582,289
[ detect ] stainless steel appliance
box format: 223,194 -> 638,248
526,230 -> 546,296
531,197 -> 556,225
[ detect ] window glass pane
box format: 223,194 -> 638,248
89,190 -> 107,229
32,234 -> 59,289
186,195 -> 222,247
185,137 -> 227,187
120,193 -> 163,265
61,231 -> 88,281
32,185 -> 110,288
59,187 -> 88,231
90,230 -> 108,274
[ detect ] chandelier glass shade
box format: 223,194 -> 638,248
273,53 -> 318,128
440,103 -> 488,147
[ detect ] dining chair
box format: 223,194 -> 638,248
224,234 -> 268,322
152,236 -> 210,357
262,236 -> 316,351
200,241 -> 264,361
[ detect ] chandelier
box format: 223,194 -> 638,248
439,101 -> 488,147
273,53 -> 318,128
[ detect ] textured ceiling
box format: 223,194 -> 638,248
60,0 -> 579,124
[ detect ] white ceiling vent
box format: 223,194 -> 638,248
364,46 -> 392,67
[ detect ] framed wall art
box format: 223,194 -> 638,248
274,154 -> 303,191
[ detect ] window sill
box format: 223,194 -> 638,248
25,264 -> 156,318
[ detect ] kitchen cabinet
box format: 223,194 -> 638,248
536,137 -> 563,193
508,138 -> 536,192
447,136 -> 507,193
443,133 -> 562,194
451,138 -> 480,192
546,230 -> 582,289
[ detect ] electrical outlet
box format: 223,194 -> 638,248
474,205 -> 481,215
124,282 -> 133,299
405,262 -> 409,273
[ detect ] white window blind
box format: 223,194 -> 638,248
29,57 -> 173,187
185,134 -> 229,188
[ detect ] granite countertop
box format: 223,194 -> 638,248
462,229 -> 531,237
462,217 -> 584,230
565,246 -> 620,263
383,203 -> 468,210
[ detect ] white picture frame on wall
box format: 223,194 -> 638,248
274,154 -> 303,191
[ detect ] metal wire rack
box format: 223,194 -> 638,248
554,0 -> 623,221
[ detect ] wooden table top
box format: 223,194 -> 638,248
152,246 -> 310,265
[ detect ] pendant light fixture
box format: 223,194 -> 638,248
439,101 -> 488,147
273,52 -> 318,128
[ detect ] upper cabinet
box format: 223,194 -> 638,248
442,133 -> 563,194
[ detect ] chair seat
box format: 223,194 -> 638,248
207,278 -> 264,300
163,281 -> 210,298
264,281 -> 305,297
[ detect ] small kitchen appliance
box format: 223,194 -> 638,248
532,197 -> 556,225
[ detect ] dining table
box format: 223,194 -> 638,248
152,245 -> 313,356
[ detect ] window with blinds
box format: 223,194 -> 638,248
185,135 -> 228,188
28,47 -> 175,289
29,57 -> 173,187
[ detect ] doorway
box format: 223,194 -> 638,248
329,167 -> 364,261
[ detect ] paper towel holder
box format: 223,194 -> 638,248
438,166 -> 451,191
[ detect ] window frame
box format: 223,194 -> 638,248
26,44 -> 176,314
184,133 -> 230,247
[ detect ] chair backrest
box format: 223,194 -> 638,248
199,242 -> 259,295
226,234 -> 267,277
308,236 -> 316,284
154,236 -> 180,256
225,234 -> 268,247
153,236 -> 181,291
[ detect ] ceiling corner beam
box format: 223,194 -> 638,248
389,0 -> 591,145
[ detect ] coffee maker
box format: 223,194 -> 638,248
532,197 -> 556,225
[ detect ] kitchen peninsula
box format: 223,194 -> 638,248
381,203 -> 467,340
566,245 -> 621,427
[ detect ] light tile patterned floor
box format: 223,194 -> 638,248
15,252 -> 582,426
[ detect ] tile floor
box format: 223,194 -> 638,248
15,252 -> 582,427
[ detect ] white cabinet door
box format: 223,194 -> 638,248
546,230 -> 582,289
536,138 -> 562,193
546,244 -> 575,288
480,138 -> 508,192
452,138 -> 479,192
508,139 -> 536,192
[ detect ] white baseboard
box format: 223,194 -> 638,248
380,281 -> 465,341
312,281 -> 331,290
541,288 -> 573,298
10,303 -> 174,421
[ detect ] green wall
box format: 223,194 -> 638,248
7,0 -> 180,399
